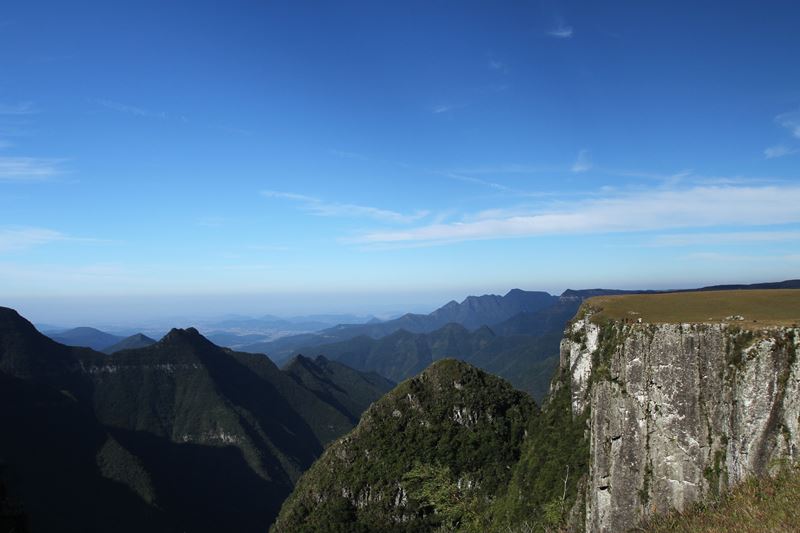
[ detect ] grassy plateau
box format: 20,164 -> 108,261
584,289 -> 800,327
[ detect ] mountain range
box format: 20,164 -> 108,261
44,326 -> 125,351
238,289 -> 560,361
241,281 -> 800,403
274,287 -> 800,532
3,280 -> 798,531
273,290 -> 624,402
0,307 -> 392,532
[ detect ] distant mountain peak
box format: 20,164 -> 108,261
66,326 -> 106,334
102,333 -> 157,354
159,327 -> 212,347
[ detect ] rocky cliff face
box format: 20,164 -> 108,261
564,314 -> 799,531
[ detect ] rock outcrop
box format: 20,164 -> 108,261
564,313 -> 799,531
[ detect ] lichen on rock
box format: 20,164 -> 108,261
562,314 -> 800,532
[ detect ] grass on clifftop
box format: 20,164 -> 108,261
635,465 -> 800,533
584,289 -> 800,327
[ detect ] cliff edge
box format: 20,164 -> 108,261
563,289 -> 800,531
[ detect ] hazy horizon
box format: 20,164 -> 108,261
7,275 -> 793,328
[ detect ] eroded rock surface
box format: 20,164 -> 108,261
564,315 -> 799,532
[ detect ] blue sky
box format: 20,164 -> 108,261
2,1 -> 800,324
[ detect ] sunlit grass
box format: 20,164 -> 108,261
634,465 -> 800,533
585,289 -> 800,327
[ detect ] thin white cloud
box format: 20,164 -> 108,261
0,156 -> 65,181
261,190 -> 429,224
449,164 -> 558,175
653,231 -> 800,247
0,261 -> 145,292
262,190 -> 319,203
0,226 -> 111,253
685,252 -> 800,263
764,144 -> 798,159
329,149 -> 370,161
0,227 -> 108,253
214,124 -> 252,135
488,58 -> 508,73
572,149 -> 591,172
95,99 -> 166,119
0,140 -> 12,149
764,109 -> 800,157
196,216 -> 229,228
350,185 -> 800,246
0,227 -> 66,252
439,171 -> 514,193
432,104 -> 453,114
548,25 -> 574,38
776,109 -> 800,139
0,102 -> 38,115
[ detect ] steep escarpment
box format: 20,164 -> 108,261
564,294 -> 799,531
272,359 -> 536,532
272,289 -> 800,532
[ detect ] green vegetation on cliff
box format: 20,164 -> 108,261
271,359 -> 537,532
639,464 -> 800,533
489,368 -> 590,531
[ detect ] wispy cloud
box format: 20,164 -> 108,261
95,99 -> 167,119
685,252 -> 800,263
775,109 -> 800,139
0,227 -> 65,252
764,109 -> 800,158
449,163 -> 558,175
432,104 -> 454,114
349,185 -> 800,246
0,102 -> 38,115
0,226 -> 107,253
262,190 -> 318,203
548,24 -> 574,38
487,57 -> 508,74
764,144 -> 798,159
0,101 -> 38,139
438,171 -> 514,193
653,230 -> 800,247
214,124 -> 252,135
571,149 -> 591,172
196,216 -> 229,228
0,156 -> 65,181
0,140 -> 12,149
261,190 -> 429,223
329,149 -> 370,161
